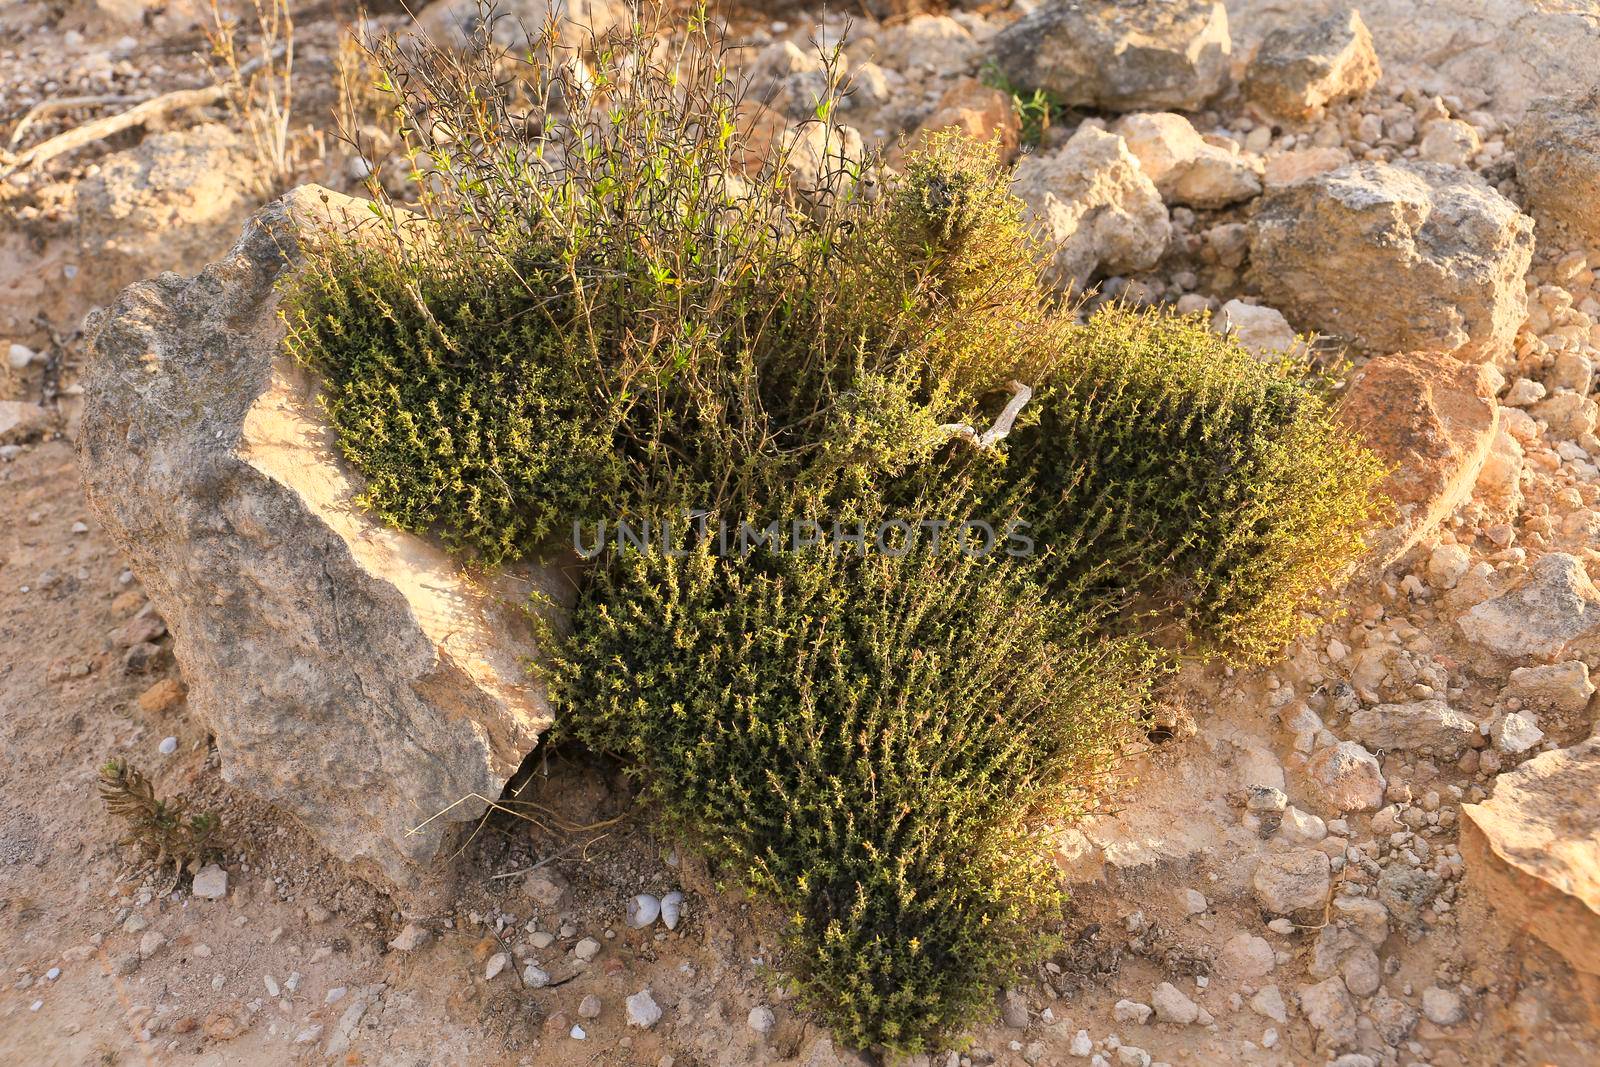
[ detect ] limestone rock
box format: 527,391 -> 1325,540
905,77 -> 1020,164
1246,10 -> 1380,120
1347,700 -> 1478,758
415,0 -> 630,52
1421,986 -> 1465,1026
1227,0 -> 1600,120
1263,146 -> 1351,189
877,14 -> 979,74
1150,981 -> 1200,1025
1303,741 -> 1386,813
1298,976 -> 1359,1051
1457,553 -> 1600,661
1113,113 -> 1261,208
1253,848 -> 1331,917
1338,351 -> 1500,564
1489,711 -> 1545,755
991,1 -> 1231,113
1418,119 -> 1481,168
1249,162 -> 1533,362
1514,91 -> 1600,244
781,122 -> 867,211
20,124 -> 259,336
1013,126 -> 1170,293
1213,300 -> 1296,358
1504,662 -> 1595,716
1218,933 -> 1276,979
78,187 -> 563,895
1461,735 -> 1600,982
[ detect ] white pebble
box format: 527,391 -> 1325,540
158,736 -> 177,756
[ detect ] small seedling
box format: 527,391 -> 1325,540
99,759 -> 223,887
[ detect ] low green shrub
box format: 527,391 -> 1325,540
995,308 -> 1389,662
551,486 -> 1154,1052
281,2 -> 1385,1054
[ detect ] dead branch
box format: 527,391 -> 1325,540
939,380 -> 1034,449
0,45 -> 286,182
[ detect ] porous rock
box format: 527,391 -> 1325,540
1514,91 -> 1600,244
1302,741 -> 1386,813
1457,553 -> 1600,660
991,0 -> 1231,113
79,187 -> 563,896
1504,661 -> 1595,716
1338,351 -> 1500,564
1461,735 -> 1600,984
1113,112 -> 1261,209
1253,848 -> 1331,917
1213,299 -> 1296,358
1346,700 -> 1478,758
1249,162 -> 1533,362
1013,125 -> 1170,293
1246,10 -> 1381,120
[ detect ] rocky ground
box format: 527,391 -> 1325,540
3,1 -> 1600,1065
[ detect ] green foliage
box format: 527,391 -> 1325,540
979,62 -> 1066,148
281,2 -> 1386,1055
994,308 -> 1389,662
99,759 -> 223,879
551,486 -> 1153,1052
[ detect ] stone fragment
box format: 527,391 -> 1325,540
1246,11 -> 1381,119
79,188 -> 561,897
1151,981 -> 1200,1025
1417,119 -> 1481,167
1338,352 -> 1500,563
191,865 -> 228,900
415,0 -> 630,53
1113,112 -> 1261,208
1457,553 -> 1600,660
1515,91 -> 1600,243
1212,300 -> 1296,358
991,1 -> 1230,112
1250,984 -> 1288,1023
878,14 -> 978,74
1253,848 -> 1331,917
1489,711 -> 1545,755
1376,865 -> 1443,932
1263,147 -> 1351,188
1250,162 -> 1533,362
1013,126 -> 1170,293
1331,897 -> 1389,946
1218,933 -> 1276,979
1298,977 -> 1359,1051
748,1004 -> 776,1035
1461,736 -> 1600,985
1346,700 -> 1478,757
906,77 -> 1020,163
1113,998 -> 1152,1025
1303,741 -> 1386,813
1421,986 -> 1465,1026
626,989 -> 662,1028
1504,661 -> 1595,715
388,924 -> 429,952
1366,993 -> 1418,1046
